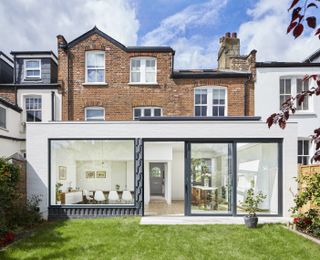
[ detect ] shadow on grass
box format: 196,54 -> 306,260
0,220 -> 70,260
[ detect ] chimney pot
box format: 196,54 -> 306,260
232,32 -> 237,38
225,32 -> 231,38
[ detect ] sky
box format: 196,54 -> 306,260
0,0 -> 319,69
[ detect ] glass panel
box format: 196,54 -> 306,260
195,106 -> 200,116
134,109 -> 141,119
201,106 -> 207,116
86,108 -> 104,121
51,140 -> 135,205
131,72 -> 140,82
144,108 -> 151,117
87,69 -> 96,82
285,79 -> 291,94
131,59 -> 141,70
26,111 -> 35,122
151,167 -> 161,177
87,52 -> 104,67
26,60 -> 40,68
219,106 -> 225,116
280,79 -> 284,94
0,107 -> 6,128
146,72 -> 155,83
191,143 -> 232,214
212,106 -> 218,116
298,140 -> 303,155
154,108 -> 161,116
237,143 -> 278,215
303,140 -> 309,155
146,59 -> 155,69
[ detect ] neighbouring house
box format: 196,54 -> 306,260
23,28 -> 297,220
0,51 -> 61,157
255,50 -> 320,165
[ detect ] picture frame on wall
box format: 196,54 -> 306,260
59,166 -> 67,180
85,171 -> 95,179
96,171 -> 106,178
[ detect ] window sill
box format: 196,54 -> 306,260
82,83 -> 108,86
291,112 -> 317,117
23,78 -> 42,82
128,82 -> 159,86
0,126 -> 8,132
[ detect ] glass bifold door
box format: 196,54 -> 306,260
187,142 -> 280,216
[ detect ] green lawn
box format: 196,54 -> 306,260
1,217 -> 319,260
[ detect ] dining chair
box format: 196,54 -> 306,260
83,189 -> 94,203
94,190 -> 106,203
122,190 -> 133,203
108,191 -> 120,203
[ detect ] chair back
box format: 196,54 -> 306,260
108,191 -> 120,201
122,190 -> 133,201
94,191 -> 105,202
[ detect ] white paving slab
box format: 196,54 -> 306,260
140,216 -> 292,225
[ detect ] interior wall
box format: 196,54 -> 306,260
171,151 -> 184,200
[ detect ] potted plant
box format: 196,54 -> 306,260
242,187 -> 267,228
56,183 -> 63,205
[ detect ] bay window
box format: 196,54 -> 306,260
130,57 -> 157,84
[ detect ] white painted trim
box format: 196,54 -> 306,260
85,106 -> 105,121
129,57 -> 157,84
85,51 -> 105,84
24,59 -> 41,80
14,54 -> 58,64
194,86 -> 228,116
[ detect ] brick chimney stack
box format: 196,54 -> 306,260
217,32 -> 240,70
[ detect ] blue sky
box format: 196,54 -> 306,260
0,0 -> 319,69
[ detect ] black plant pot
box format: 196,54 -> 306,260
244,215 -> 258,228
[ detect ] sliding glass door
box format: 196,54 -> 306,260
187,141 -> 281,216
189,143 -> 233,215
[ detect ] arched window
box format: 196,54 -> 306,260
194,86 -> 227,116
85,107 -> 105,121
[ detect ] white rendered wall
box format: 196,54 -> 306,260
26,121 -> 298,217
172,151 -> 184,200
0,104 -> 24,157
255,67 -> 320,138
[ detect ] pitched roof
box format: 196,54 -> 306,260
0,97 -> 22,112
65,26 -> 175,53
10,51 -> 58,64
303,48 -> 320,63
0,51 -> 13,67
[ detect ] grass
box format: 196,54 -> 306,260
1,217 -> 319,260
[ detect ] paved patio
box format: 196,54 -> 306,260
140,216 -> 292,225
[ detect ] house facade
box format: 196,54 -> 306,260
255,52 -> 320,165
1,28 -> 298,220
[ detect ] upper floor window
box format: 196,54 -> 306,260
25,60 -> 41,79
25,96 -> 42,122
85,51 -> 105,83
133,107 -> 162,120
194,87 -> 227,117
298,139 -> 309,165
130,57 -> 157,84
279,78 -> 310,111
85,107 -> 105,121
0,106 -> 6,129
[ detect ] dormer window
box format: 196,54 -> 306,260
25,60 -> 41,79
130,57 -> 157,84
85,51 -> 105,83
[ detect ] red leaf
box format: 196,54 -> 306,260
289,0 -> 300,10
278,118 -> 286,129
315,28 -> 320,35
297,94 -> 305,105
291,7 -> 302,21
307,3 -> 318,9
287,22 -> 297,33
307,17 -> 317,29
284,111 -> 290,120
293,23 -> 304,38
266,114 -> 276,128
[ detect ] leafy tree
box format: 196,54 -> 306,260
267,0 -> 320,162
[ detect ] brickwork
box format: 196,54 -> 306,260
0,87 -> 16,104
58,31 -> 255,121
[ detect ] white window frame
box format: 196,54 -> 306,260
297,139 -> 310,165
85,107 -> 105,121
194,86 -> 227,117
0,106 -> 6,129
24,59 -> 41,79
279,76 -> 313,113
85,51 -> 105,84
129,57 -> 157,84
25,95 -> 42,122
133,107 -> 162,120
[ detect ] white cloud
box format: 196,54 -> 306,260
142,0 -> 228,69
0,0 -> 139,55
238,0 -> 320,62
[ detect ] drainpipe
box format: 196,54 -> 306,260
51,91 -> 55,121
244,77 -> 249,116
